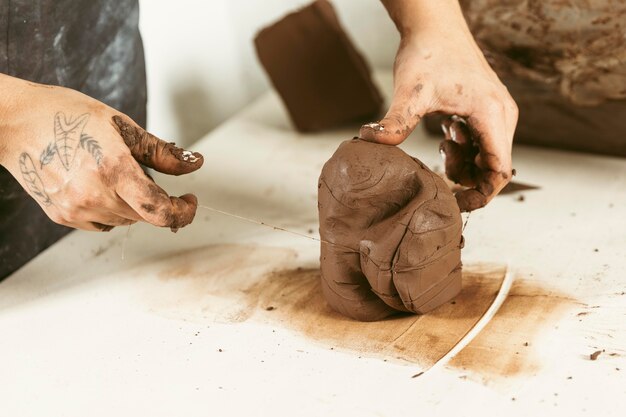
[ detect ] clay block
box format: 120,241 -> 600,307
500,75 -> 626,157
318,139 -> 464,321
254,0 -> 383,132
424,1 -> 626,157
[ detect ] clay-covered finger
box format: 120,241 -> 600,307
452,105 -> 512,211
440,140 -> 473,186
441,117 -> 453,139
62,221 -> 115,232
116,170 -> 198,230
359,83 -> 430,145
90,212 -> 137,227
439,120 -> 479,186
454,169 -> 506,212
112,115 -> 204,176
449,117 -> 472,146
108,197 -> 144,222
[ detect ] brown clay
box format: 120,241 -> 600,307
112,115 -> 203,175
318,139 -> 464,321
254,0 -> 383,132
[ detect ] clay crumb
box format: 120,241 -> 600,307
523,342 -> 529,347
180,150 -> 200,163
363,122 -> 384,131
590,350 -> 603,360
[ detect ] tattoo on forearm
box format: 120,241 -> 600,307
19,153 -> 52,206
20,111 -> 105,205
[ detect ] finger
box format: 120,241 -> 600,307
448,116 -> 472,146
441,117 -> 453,139
360,83 -> 430,145
439,120 -> 479,186
454,170 -> 504,212
112,115 -> 204,176
63,210 -> 136,230
60,221 -> 115,232
110,195 -> 144,222
90,212 -> 137,227
115,167 -> 198,231
455,108 -> 513,212
440,141 -> 476,187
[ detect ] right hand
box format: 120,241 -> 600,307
360,7 -> 518,212
0,76 -> 204,231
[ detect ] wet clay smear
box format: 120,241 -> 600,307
450,278 -> 578,380
140,245 -> 577,379
249,265 -> 576,380
244,265 -> 499,367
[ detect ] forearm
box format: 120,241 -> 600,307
380,0 -> 471,38
0,73 -> 31,160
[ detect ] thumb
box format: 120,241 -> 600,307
359,84 -> 428,145
112,115 -> 204,176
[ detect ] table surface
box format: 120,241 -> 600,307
1,72 -> 625,417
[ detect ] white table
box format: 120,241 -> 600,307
1,72 -> 625,416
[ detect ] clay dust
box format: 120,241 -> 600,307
136,244 -> 577,380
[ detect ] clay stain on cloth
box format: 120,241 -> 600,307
134,244 -> 576,380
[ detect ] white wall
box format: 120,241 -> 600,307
139,0 -> 399,146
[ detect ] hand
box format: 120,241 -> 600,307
361,2 -> 518,212
0,76 -> 204,231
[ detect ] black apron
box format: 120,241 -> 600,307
0,0 -> 147,280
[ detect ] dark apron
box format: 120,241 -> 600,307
0,0 -> 147,280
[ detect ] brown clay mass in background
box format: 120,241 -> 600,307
427,1 -> 626,157
254,0 -> 383,132
318,139 -> 464,321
